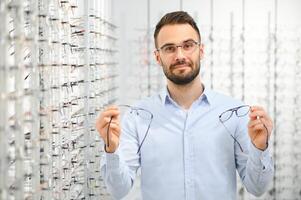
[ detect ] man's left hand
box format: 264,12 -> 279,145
248,106 -> 273,151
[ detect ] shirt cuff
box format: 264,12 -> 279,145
105,148 -> 121,169
249,142 -> 272,171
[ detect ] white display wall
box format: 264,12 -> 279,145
0,0 -> 117,199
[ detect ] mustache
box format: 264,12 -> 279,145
170,60 -> 191,69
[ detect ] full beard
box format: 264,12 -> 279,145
161,59 -> 200,85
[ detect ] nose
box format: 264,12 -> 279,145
175,46 -> 185,61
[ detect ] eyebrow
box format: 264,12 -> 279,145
159,39 -> 197,49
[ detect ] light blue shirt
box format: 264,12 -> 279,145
101,86 -> 274,200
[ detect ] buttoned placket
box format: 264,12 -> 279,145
182,109 -> 195,200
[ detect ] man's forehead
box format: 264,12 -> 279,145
157,24 -> 199,46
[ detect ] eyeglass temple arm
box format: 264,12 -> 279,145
136,116 -> 153,154
106,117 -> 113,148
106,105 -> 153,152
219,118 -> 244,152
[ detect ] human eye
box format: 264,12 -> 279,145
163,45 -> 176,53
182,41 -> 195,50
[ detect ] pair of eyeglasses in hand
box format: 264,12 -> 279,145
219,105 -> 269,152
106,104 -> 153,154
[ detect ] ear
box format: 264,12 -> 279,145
154,50 -> 162,65
199,43 -> 204,60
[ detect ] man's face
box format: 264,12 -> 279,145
154,24 -> 204,85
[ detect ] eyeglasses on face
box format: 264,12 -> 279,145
157,39 -> 201,56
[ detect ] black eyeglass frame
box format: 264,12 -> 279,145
106,104 -> 153,154
219,105 -> 269,152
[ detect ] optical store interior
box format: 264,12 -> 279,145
0,0 -> 300,199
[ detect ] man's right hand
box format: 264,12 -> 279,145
96,105 -> 121,153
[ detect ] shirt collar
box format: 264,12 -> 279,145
159,84 -> 215,106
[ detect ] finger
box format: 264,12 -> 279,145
109,124 -> 121,137
249,124 -> 264,142
250,106 -> 273,120
248,119 -> 262,128
249,116 -> 269,126
100,117 -> 113,132
250,105 -> 264,111
249,117 -> 272,132
251,123 -> 266,132
103,124 -> 121,145
250,123 -> 270,138
254,114 -> 273,128
98,110 -> 120,128
258,116 -> 272,126
259,118 -> 273,136
116,113 -> 120,121
95,117 -> 104,134
249,110 -> 267,119
249,111 -> 273,125
110,117 -> 120,124
106,117 -> 114,145
108,122 -> 120,131
101,109 -> 120,118
96,116 -> 113,131
105,105 -> 119,110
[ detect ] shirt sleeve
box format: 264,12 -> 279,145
235,115 -> 274,197
100,112 -> 141,199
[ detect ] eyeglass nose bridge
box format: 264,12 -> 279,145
234,110 -> 238,116
173,45 -> 186,56
175,44 -> 183,49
